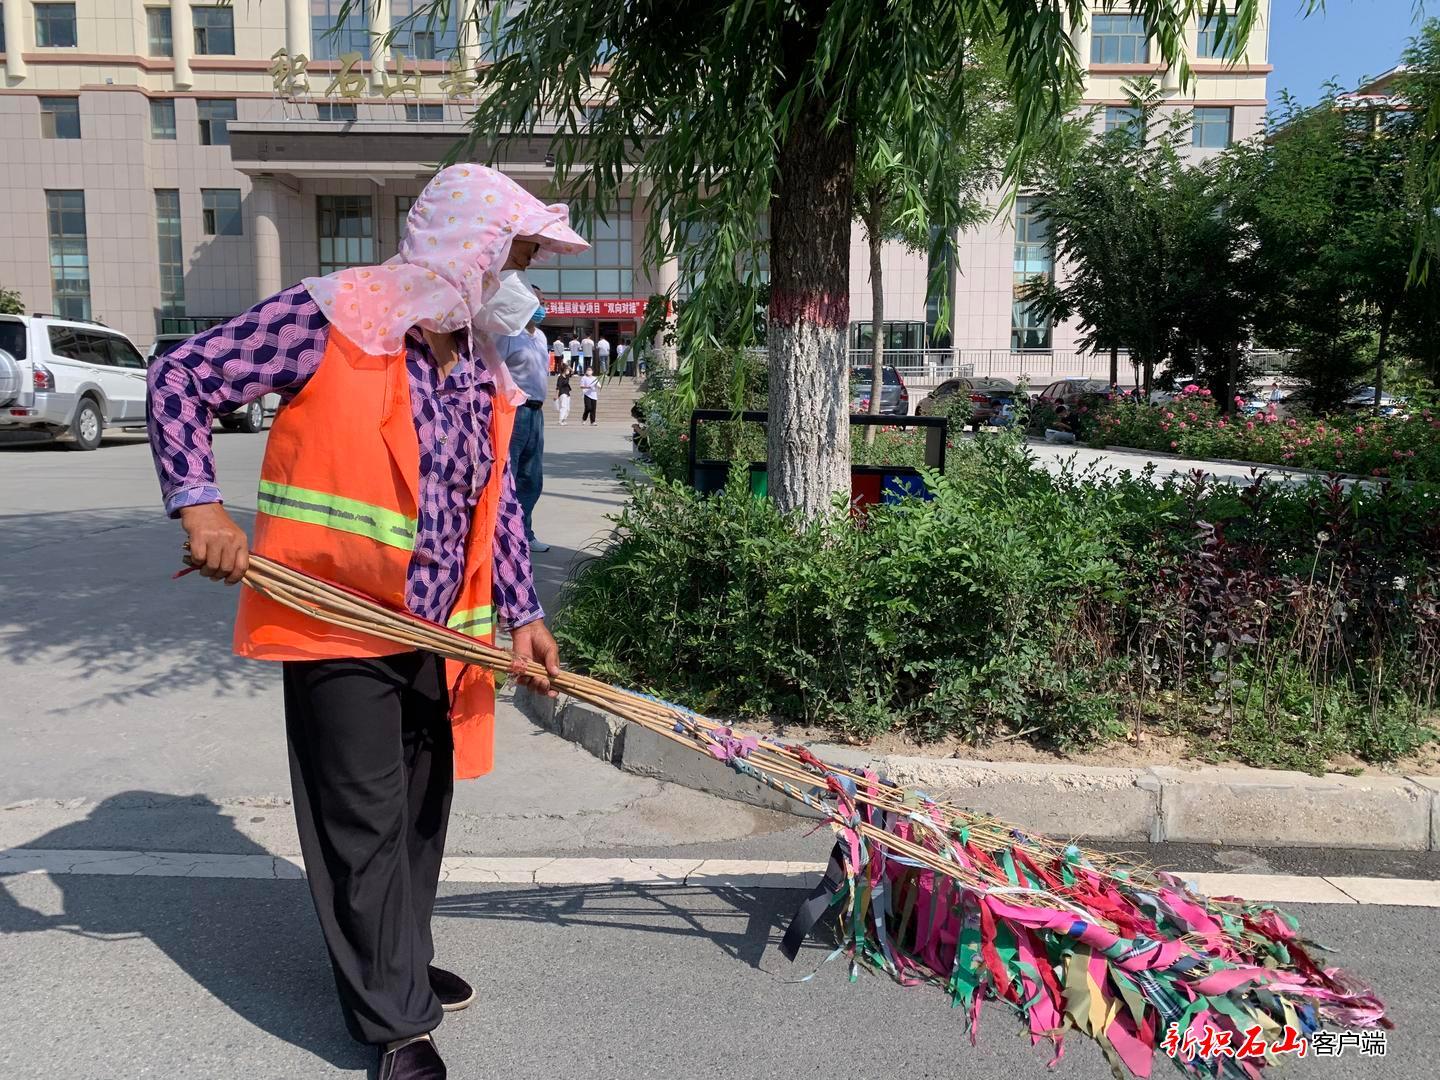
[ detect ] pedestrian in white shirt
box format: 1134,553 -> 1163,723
581,334 -> 595,374
550,335 -> 564,372
580,370 -> 600,424
568,334 -> 582,372
596,336 -> 611,376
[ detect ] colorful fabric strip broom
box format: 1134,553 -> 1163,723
216,555 -> 1389,1078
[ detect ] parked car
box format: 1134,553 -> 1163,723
916,376 -> 1025,428
1343,387 -> 1406,417
0,313 -> 151,449
1036,378 -> 1136,408
149,332 -> 279,433
849,365 -> 910,416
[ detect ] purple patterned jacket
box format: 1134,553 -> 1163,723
146,285 -> 542,629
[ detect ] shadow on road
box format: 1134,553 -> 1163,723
0,506 -> 263,709
0,792 -> 368,1071
433,883 -> 804,972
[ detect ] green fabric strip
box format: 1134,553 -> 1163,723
257,480 -> 417,551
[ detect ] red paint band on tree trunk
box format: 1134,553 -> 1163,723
768,289 -> 851,329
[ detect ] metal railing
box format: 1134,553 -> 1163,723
847,348 -> 1124,389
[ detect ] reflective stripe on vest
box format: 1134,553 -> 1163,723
257,480 -> 418,551
447,605 -> 495,638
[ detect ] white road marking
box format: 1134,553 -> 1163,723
2,848 -> 1437,905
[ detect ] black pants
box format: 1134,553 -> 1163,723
582,396 -> 597,424
283,650 -> 452,1046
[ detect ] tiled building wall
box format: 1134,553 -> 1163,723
0,0 -> 1271,353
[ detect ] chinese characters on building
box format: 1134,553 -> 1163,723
269,49 -> 480,101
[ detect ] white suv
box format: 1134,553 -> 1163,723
0,314 -> 150,450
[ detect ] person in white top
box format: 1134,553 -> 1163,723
568,334 -> 582,371
581,334 -> 596,373
595,336 -> 611,376
579,370 -> 600,424
551,335 -> 565,372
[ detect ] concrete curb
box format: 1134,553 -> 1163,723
515,688 -> 1440,851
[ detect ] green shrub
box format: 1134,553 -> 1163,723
559,436 -> 1440,771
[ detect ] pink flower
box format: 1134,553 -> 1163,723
1234,395 -> 1246,407
1246,421 -> 1255,431
1285,418 -> 1297,428
1170,440 -> 1178,449
1355,425 -> 1365,435
1164,412 -> 1175,420
1179,421 -> 1188,430
1217,419 -> 1226,428
1187,412 -> 1198,421
1199,389 -> 1212,397
1394,450 -> 1405,459
678,433 -> 689,442
1184,384 -> 1200,394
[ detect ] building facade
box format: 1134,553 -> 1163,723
0,2 -> 1269,361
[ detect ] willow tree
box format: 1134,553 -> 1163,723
395,0 -> 1270,517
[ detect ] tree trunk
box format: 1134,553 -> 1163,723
864,200 -> 884,447
1109,345 -> 1119,388
768,98 -> 856,517
1373,305 -> 1394,411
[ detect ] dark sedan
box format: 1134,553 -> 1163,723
916,376 -> 1025,428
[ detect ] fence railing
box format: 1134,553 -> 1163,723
847,348 -> 1124,388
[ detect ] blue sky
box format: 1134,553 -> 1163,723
1267,0 -> 1426,106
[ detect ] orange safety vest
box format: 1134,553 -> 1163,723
233,326 -> 515,780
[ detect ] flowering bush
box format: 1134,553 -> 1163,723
1094,386 -> 1440,480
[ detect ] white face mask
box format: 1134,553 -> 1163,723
476,269 -> 540,336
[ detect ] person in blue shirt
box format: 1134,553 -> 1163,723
498,295 -> 554,553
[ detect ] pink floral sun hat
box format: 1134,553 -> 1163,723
303,164 -> 588,400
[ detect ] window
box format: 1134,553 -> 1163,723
146,7 -> 173,56
106,336 -> 147,369
202,188 -> 242,236
1012,195 -> 1052,351
525,199 -> 634,298
395,195 -> 416,243
150,98 -> 176,139
1090,14 -> 1149,65
311,0 -> 369,61
34,3 -> 77,48
849,323 -> 924,352
391,0 -> 459,60
1192,106 -> 1233,148
48,327 -> 109,364
318,195 -> 375,273
40,97 -> 80,139
197,98 -> 236,145
1196,13 -> 1228,60
45,190 -> 90,321
316,101 -> 357,121
0,319 -> 28,361
192,6 -> 235,55
1104,105 -> 1143,144
156,190 -> 185,316
404,103 -> 445,121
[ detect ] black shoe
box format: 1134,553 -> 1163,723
378,1035 -> 445,1080
429,965 -> 475,1012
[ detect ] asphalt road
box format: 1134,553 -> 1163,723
2,417 -> 1438,1079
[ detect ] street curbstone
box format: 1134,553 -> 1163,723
620,724 -> 823,819
515,688 -> 1440,851
1406,776 -> 1440,852
1153,766 -> 1431,851
866,754 -> 1160,842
